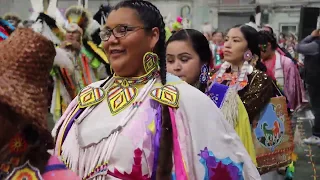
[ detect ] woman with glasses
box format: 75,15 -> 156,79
52,1 -> 260,179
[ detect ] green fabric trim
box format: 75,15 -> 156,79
90,57 -> 101,69
50,67 -> 59,77
81,47 -> 94,59
81,47 -> 101,69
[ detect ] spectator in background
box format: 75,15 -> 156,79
203,32 -> 212,41
259,30 -> 307,111
297,29 -> 320,145
278,32 -> 286,48
212,31 -> 224,45
263,25 -> 298,65
211,31 -> 224,68
286,32 -> 298,58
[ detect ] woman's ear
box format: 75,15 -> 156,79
149,27 -> 160,50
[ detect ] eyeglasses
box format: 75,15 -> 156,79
99,25 -> 145,41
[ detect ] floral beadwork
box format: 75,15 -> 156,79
6,161 -> 42,180
9,134 -> 28,154
198,147 -> 244,180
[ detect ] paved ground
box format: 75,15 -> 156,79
294,111 -> 320,180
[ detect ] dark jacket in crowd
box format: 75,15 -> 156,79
296,35 -> 320,86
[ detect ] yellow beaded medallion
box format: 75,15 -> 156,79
106,52 -> 159,115
149,85 -> 179,108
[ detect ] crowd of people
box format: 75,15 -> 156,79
0,0 -> 318,179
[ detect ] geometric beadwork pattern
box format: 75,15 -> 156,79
149,85 -> 179,108
106,79 -> 138,116
143,52 -> 158,74
105,65 -> 159,115
78,87 -> 106,108
6,161 -> 42,180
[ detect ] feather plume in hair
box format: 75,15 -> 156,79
65,6 -> 91,32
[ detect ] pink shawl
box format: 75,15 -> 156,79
42,156 -> 80,179
280,55 -> 308,110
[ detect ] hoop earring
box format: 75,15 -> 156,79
143,52 -> 158,74
199,64 -> 209,84
243,50 -> 253,61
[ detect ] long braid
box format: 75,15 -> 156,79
140,3 -> 173,179
152,7 -> 167,85
114,1 -> 173,179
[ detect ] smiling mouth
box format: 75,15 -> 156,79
110,49 -> 126,54
223,51 -> 231,55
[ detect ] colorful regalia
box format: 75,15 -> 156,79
210,61 -> 295,175
47,5 -> 111,121
0,28 -> 79,180
206,81 -> 257,166
211,43 -> 224,68
262,51 -> 307,111
29,0 -> 72,120
63,5 -> 110,85
52,53 -> 260,179
0,18 -> 15,41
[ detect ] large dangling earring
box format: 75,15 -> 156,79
243,50 -> 253,61
250,54 -> 259,67
199,64 -> 209,84
143,52 -> 158,74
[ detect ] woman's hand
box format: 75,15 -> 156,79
311,29 -> 320,37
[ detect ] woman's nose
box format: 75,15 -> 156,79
224,40 -> 231,48
173,62 -> 182,71
108,33 -> 119,43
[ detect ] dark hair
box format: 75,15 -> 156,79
166,29 -> 213,92
212,31 -> 224,37
232,24 -> 266,72
113,1 -> 172,179
249,15 -> 255,23
279,32 -> 286,38
93,4 -> 112,25
255,5 -> 261,14
262,25 -> 276,38
259,30 -> 278,50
